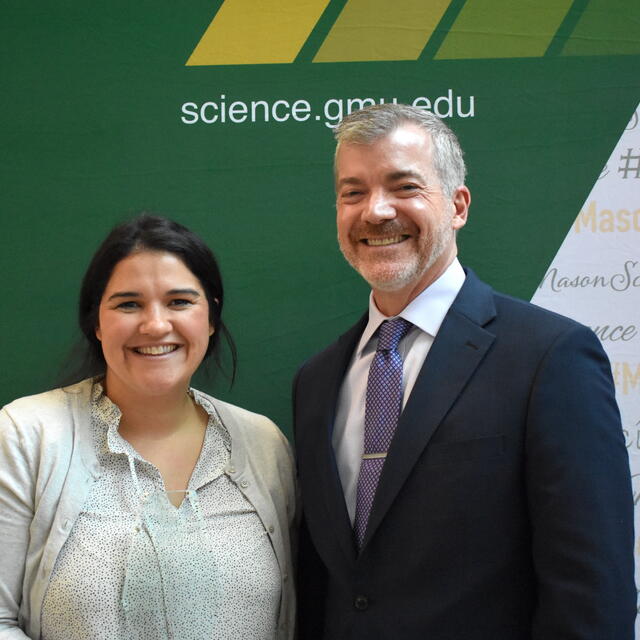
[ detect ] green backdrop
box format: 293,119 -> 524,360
2,0 -> 639,437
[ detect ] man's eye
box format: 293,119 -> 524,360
399,184 -> 418,191
343,190 -> 362,199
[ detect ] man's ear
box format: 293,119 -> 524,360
451,186 -> 471,231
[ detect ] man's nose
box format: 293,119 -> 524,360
140,306 -> 171,335
363,190 -> 395,222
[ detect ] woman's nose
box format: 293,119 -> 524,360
139,307 -> 171,335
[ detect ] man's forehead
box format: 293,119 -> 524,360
337,124 -> 432,161
386,122 -> 432,146
340,122 -> 431,149
335,125 -> 433,183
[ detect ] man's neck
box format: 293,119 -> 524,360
372,253 -> 456,317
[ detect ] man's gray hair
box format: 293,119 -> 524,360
334,103 -> 466,198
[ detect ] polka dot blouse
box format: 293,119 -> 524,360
41,384 -> 281,640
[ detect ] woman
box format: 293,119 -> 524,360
0,215 -> 296,640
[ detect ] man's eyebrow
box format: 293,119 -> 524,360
387,170 -> 424,181
336,176 -> 364,188
337,170 -> 426,188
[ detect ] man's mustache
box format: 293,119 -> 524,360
350,221 -> 412,239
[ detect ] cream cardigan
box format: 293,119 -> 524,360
0,379 -> 296,640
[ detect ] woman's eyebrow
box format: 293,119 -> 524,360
167,288 -> 200,297
106,288 -> 201,301
106,291 -> 140,301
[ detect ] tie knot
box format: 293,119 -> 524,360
376,318 -> 412,352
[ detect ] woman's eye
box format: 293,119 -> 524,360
170,298 -> 194,307
115,300 -> 139,310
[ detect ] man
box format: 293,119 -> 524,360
293,103 -> 635,639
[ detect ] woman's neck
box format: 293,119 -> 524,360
102,379 -> 202,439
119,394 -> 202,439
104,384 -> 209,495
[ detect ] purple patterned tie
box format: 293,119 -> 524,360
354,317 -> 412,548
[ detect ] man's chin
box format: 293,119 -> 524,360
340,249 -> 423,292
359,266 -> 420,292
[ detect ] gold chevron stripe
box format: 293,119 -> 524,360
186,0 -> 330,66
435,0 -> 574,59
314,0 -> 452,63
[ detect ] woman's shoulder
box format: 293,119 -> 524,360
194,389 -> 290,451
1,378 -> 93,438
193,390 -> 296,513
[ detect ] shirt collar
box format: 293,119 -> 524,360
356,258 -> 466,356
91,380 -> 230,461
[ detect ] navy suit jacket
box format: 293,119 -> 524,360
293,269 -> 635,639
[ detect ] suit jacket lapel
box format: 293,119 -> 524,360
361,270 -> 497,549
301,315 -> 368,567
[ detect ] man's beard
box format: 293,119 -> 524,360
339,215 -> 453,292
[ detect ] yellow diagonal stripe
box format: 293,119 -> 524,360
435,0 -> 573,59
187,0 -> 330,66
314,0 -> 451,63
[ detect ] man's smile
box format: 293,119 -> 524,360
361,234 -> 411,247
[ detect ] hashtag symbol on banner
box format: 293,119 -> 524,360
618,149 -> 640,178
